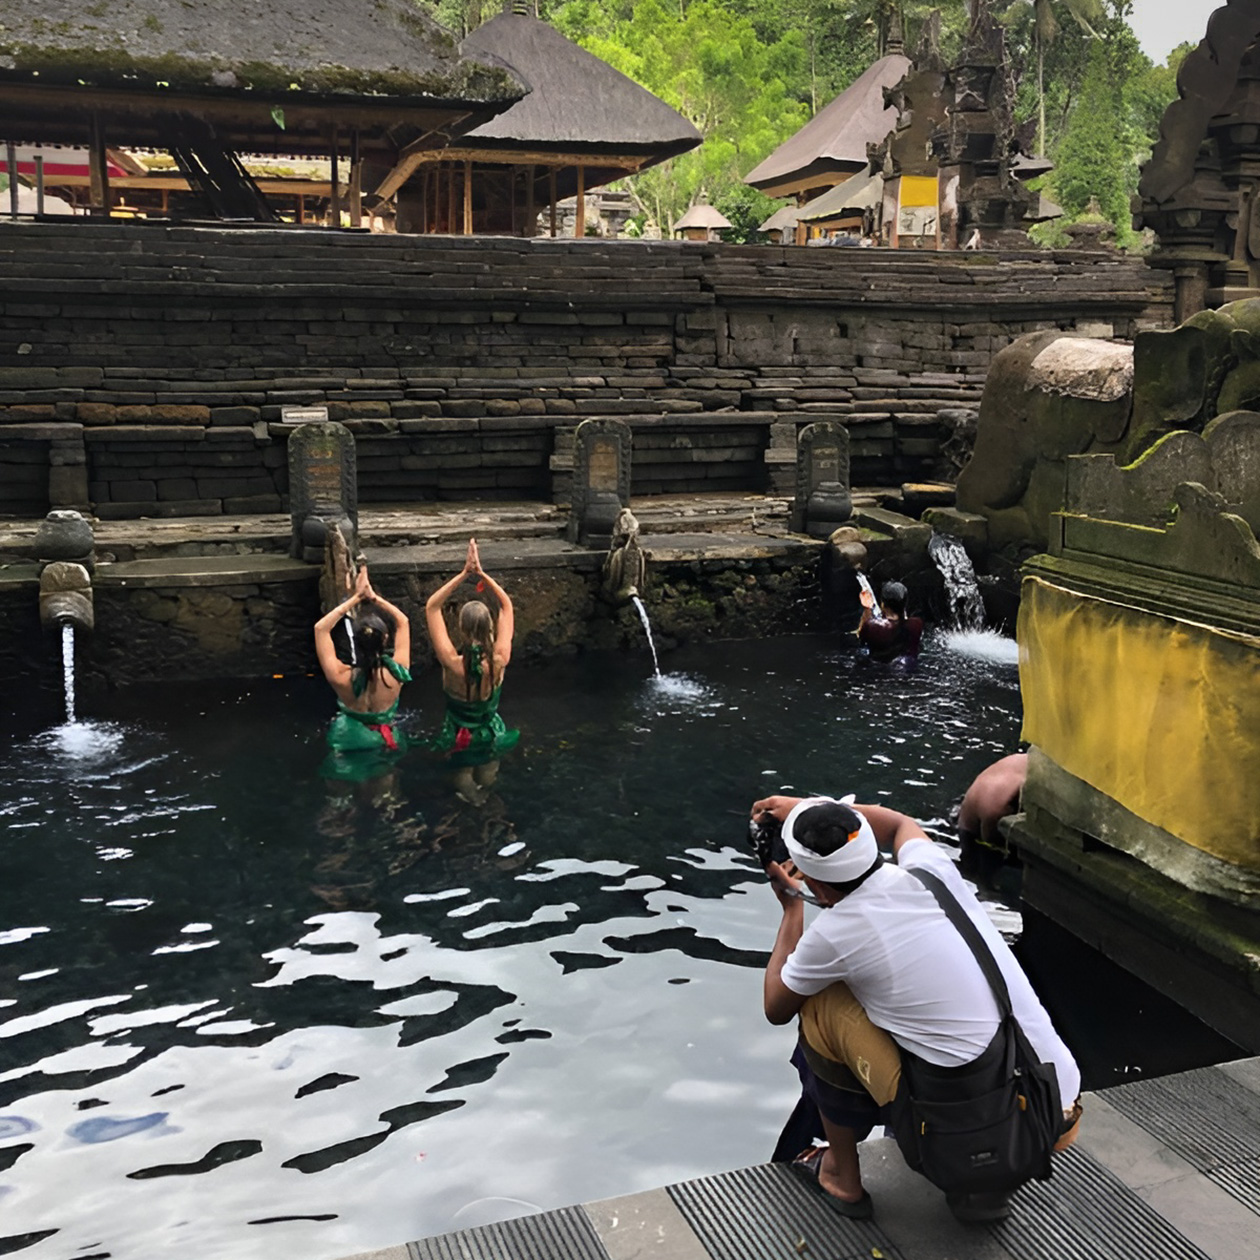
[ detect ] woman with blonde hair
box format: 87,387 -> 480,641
425,539 -> 518,795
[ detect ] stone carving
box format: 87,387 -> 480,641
955,331 -> 1135,552
568,418 -> 631,547
819,525 -> 868,633
869,0 -> 1035,250
793,421 -> 852,537
287,421 -> 357,564
959,296 -> 1260,554
34,509 -> 95,576
1138,0 -> 1260,319
319,519 -> 363,616
1129,297 -> 1260,458
600,507 -> 647,604
1066,411 -> 1260,547
39,561 -> 93,632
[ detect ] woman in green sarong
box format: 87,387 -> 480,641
315,565 -> 412,782
425,539 -> 519,802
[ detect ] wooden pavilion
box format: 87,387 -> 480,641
795,167 -> 883,240
0,0 -> 526,223
394,10 -> 701,237
673,204 -> 733,242
743,43 -> 910,243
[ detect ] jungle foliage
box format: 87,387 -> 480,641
417,1 -> 1190,244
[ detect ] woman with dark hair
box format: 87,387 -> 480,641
858,580 -> 923,665
315,564 -> 412,766
425,539 -> 519,798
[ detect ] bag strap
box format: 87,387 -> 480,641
905,867 -> 1013,1021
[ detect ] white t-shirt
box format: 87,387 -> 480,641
780,838 -> 1081,1103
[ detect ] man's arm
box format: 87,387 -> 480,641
852,803 -> 929,858
763,861 -> 809,1025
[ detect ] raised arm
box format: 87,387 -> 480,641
314,586 -> 364,696
358,567 -> 411,670
852,803 -> 929,857
857,584 -> 875,630
472,542 -> 514,668
425,543 -> 476,672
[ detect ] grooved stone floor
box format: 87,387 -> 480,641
338,1057 -> 1259,1260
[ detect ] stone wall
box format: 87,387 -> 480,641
0,546 -> 822,686
0,223 -> 1174,518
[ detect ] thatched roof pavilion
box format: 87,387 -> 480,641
796,167 -> 883,233
673,203 -> 731,241
743,51 -> 911,202
397,11 -> 700,237
0,0 -> 526,220
758,203 -> 801,243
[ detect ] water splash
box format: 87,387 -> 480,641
48,721 -> 125,760
940,629 -> 1020,666
928,534 -> 986,632
648,673 -> 706,701
61,621 -> 76,723
855,570 -> 879,611
630,595 -> 661,677
344,615 -> 357,666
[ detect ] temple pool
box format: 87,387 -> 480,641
0,634 -> 1239,1259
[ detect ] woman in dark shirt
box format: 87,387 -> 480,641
858,580 -> 923,664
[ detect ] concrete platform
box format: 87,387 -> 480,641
339,1057 -> 1259,1260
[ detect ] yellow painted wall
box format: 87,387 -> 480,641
1019,576 -> 1260,870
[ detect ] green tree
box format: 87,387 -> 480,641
551,0 -> 810,232
1001,0 -> 1103,156
1051,36 -> 1129,239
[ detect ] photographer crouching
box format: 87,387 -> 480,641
752,792 -> 1082,1223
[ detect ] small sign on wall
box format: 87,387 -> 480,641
280,405 -> 330,425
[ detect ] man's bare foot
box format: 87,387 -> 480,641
791,1146 -> 874,1218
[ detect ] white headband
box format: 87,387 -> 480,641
783,795 -> 879,883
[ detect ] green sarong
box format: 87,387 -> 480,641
428,686 -> 520,767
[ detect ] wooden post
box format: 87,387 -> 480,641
329,128 -> 340,227
509,168 -> 517,237
297,194 -> 305,225
447,163 -> 456,234
525,163 -> 535,238
348,130 -> 362,228
463,159 -> 473,234
420,168 -> 429,234
6,142 -> 18,217
549,169 -> 557,237
161,187 -> 169,216
88,115 -> 110,216
574,164 -> 586,238
35,151 -> 45,215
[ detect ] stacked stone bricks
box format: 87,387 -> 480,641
0,225 -> 1172,518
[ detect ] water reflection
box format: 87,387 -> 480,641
0,633 -> 1234,1260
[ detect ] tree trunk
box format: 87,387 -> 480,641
1037,41 -> 1046,159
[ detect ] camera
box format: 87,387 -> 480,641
749,812 -> 788,868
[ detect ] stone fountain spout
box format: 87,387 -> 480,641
319,520 -> 362,614
39,561 -> 94,633
601,507 -> 646,605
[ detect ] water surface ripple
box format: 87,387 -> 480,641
0,633 -> 1192,1258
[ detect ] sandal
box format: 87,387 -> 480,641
790,1146 -> 875,1220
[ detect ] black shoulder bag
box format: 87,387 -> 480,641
887,868 -> 1064,1195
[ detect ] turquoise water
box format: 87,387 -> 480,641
0,633 -> 1234,1259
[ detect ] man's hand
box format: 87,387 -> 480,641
751,794 -> 804,824
766,859 -> 806,911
